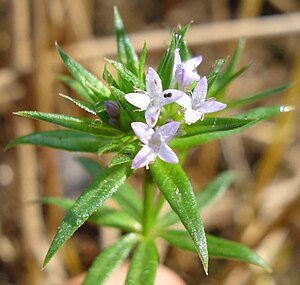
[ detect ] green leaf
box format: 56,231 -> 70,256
138,42 -> 147,84
110,86 -> 144,130
97,135 -> 132,155
112,183 -> 142,222
114,6 -> 139,76
170,105 -> 291,149
150,160 -> 208,274
77,157 -> 104,177
59,94 -> 96,115
223,38 -> 246,81
107,59 -> 144,91
102,64 -> 119,88
159,229 -> 270,270
40,196 -> 141,232
158,171 -> 235,227
40,196 -> 74,209
209,64 -> 250,99
56,43 -> 110,102
195,171 -> 235,210
125,238 -> 158,285
208,38 -> 247,99
43,163 -> 132,267
207,58 -> 227,89
91,207 -> 141,232
109,143 -> 137,167
58,75 -> 92,102
228,84 -> 291,109
170,117 -> 254,149
177,23 -> 191,61
14,111 -> 123,137
6,130 -> 112,153
83,233 -> 138,285
157,34 -> 176,90
234,105 -> 293,120
76,157 -> 142,222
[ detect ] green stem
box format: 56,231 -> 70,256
153,193 -> 165,222
142,169 -> 155,236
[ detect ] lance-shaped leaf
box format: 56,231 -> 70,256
150,160 -> 208,274
6,130 -> 111,153
76,157 -> 104,177
138,42 -> 147,84
83,233 -> 138,285
77,157 -> 142,221
170,117 -> 254,149
208,38 -> 246,99
110,86 -> 143,130
109,143 -> 137,167
157,34 -> 176,90
157,171 -> 235,227
102,64 -> 119,88
97,135 -> 132,155
157,25 -> 190,89
59,94 -> 96,115
177,23 -> 191,61
207,58 -> 227,90
114,6 -> 139,76
228,84 -> 291,109
58,75 -> 92,102
159,229 -> 270,270
40,196 -> 141,232
56,43 -> 110,102
14,111 -> 123,137
171,105 -> 291,149
107,59 -> 144,90
125,238 -> 158,285
43,163 -> 132,267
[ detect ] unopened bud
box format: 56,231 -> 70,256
104,101 -> 120,118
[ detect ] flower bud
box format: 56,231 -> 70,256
104,101 -> 120,118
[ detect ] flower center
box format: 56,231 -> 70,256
149,132 -> 162,151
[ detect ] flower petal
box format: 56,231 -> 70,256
175,67 -> 191,88
201,99 -> 227,114
185,56 -> 202,70
132,145 -> 157,169
156,121 -> 180,143
131,122 -> 154,144
158,144 -> 178,164
160,89 -> 185,106
193,76 -> 208,102
184,108 -> 202,125
176,93 -> 192,109
174,48 -> 182,67
125,93 -> 150,110
146,67 -> 162,97
145,105 -> 160,127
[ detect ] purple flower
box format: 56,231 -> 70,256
131,121 -> 179,169
125,67 -> 185,127
174,48 -> 202,88
176,76 -> 227,125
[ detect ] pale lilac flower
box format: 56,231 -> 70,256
176,76 -> 226,125
125,67 -> 185,127
131,121 -> 179,169
174,48 -> 202,88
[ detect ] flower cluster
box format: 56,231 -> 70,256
126,50 -> 227,169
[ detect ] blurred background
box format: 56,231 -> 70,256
1,0 -> 300,284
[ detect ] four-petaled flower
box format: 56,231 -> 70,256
174,48 -> 202,88
131,121 -> 179,169
176,76 -> 227,125
125,67 -> 185,127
